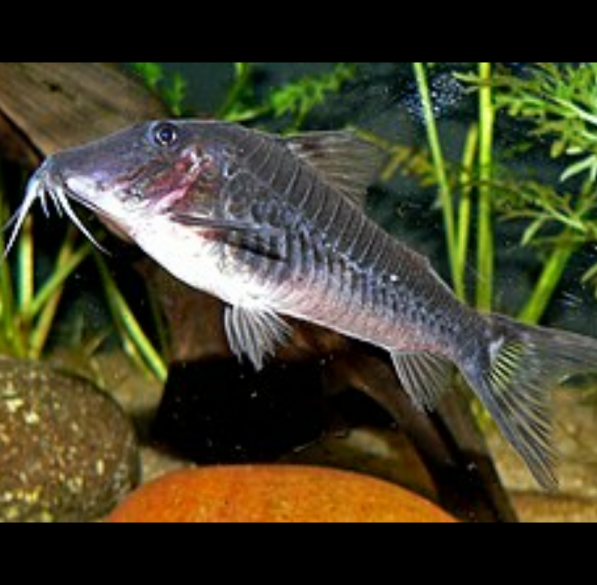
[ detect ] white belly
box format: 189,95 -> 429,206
132,217 -> 274,311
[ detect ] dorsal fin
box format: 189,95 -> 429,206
283,132 -> 384,209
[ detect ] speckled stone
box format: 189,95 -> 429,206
0,358 -> 139,522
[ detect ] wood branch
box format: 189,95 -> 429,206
0,110 -> 40,167
0,63 -> 167,159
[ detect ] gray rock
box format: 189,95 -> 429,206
0,358 -> 139,522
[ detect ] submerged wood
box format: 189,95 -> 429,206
0,62 -> 516,522
0,62 -> 166,162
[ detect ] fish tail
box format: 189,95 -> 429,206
460,314 -> 597,490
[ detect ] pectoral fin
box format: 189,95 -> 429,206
171,213 -> 259,233
171,213 -> 286,260
391,352 -> 454,412
224,305 -> 292,370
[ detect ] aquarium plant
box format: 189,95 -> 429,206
0,171 -> 167,380
381,62 -> 597,328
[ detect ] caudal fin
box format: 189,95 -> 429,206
460,314 -> 597,490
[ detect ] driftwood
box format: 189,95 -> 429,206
0,63 -> 517,522
0,63 -> 166,164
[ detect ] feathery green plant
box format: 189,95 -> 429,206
492,63 -> 597,322
219,62 -> 357,129
388,63 -> 597,326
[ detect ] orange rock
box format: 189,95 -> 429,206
107,466 -> 456,523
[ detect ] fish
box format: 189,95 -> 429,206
5,119 -> 597,489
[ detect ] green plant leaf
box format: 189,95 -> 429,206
495,63 -> 597,188
521,216 -> 548,247
222,63 -> 357,128
560,154 -> 597,183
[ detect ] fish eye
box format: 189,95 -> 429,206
152,123 -> 179,148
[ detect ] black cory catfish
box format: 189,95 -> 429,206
7,120 -> 597,489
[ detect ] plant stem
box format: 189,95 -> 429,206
476,62 -> 495,313
518,243 -> 576,325
0,250 -> 10,351
0,167 -> 19,355
28,291 -> 60,359
17,215 -> 34,311
28,227 -> 92,359
95,254 -> 167,383
413,63 -> 461,298
218,63 -> 253,120
454,124 -> 479,303
25,229 -> 91,321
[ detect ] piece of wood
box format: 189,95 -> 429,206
0,63 -> 167,157
333,351 -> 518,523
0,110 -> 40,167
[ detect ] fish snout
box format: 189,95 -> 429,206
26,156 -> 69,202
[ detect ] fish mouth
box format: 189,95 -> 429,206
3,159 -> 110,257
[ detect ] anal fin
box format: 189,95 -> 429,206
224,305 -> 292,371
391,352 -> 454,412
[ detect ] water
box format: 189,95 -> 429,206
2,62 -> 597,522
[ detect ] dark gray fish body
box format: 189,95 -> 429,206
7,120 -> 597,489
204,124 -> 471,350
